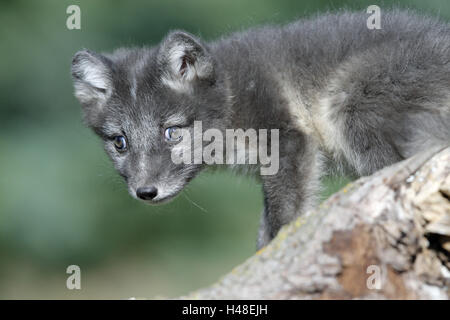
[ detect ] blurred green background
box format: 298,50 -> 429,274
0,0 -> 448,299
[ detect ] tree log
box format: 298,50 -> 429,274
182,146 -> 450,299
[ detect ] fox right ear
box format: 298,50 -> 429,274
71,50 -> 113,123
158,31 -> 215,93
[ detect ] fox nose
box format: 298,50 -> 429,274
136,186 -> 158,200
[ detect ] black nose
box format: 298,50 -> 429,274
136,187 -> 158,200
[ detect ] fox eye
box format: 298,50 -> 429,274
113,136 -> 127,152
164,127 -> 183,142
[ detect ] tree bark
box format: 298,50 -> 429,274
182,146 -> 450,299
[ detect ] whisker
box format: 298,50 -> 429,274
182,190 -> 208,213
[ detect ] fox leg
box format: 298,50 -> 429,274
257,130 -> 322,249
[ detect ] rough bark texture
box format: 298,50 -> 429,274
182,147 -> 450,299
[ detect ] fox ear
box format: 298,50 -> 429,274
71,50 -> 113,124
158,31 -> 214,92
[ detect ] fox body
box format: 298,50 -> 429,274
72,10 -> 450,249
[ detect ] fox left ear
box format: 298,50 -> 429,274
71,50 -> 114,128
158,31 -> 215,92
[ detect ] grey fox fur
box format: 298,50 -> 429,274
71,9 -> 450,249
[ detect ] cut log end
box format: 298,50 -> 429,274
181,146 -> 450,300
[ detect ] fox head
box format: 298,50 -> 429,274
71,31 -> 231,203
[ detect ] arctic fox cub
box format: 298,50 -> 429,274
72,10 -> 450,249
